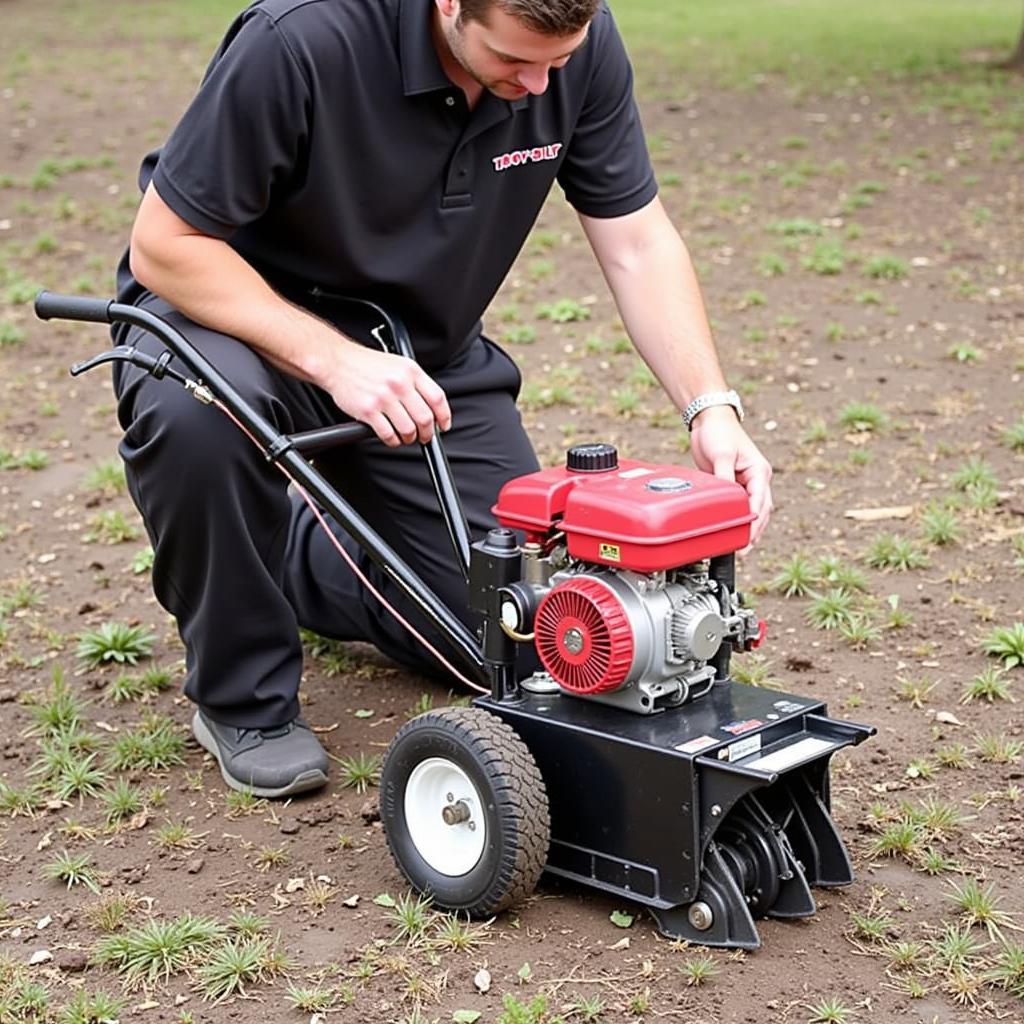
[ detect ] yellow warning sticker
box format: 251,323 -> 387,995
599,543 -> 621,561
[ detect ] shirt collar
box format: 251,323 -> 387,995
400,0 -> 454,96
399,0 -> 531,112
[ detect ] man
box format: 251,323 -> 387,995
114,0 -> 772,798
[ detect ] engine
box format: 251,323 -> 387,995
492,444 -> 765,714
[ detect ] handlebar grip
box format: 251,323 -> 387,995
34,291 -> 113,324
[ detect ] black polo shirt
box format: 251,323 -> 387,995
117,0 -> 657,370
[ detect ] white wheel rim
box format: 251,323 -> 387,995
404,757 -> 486,877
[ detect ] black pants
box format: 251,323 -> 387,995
113,295 -> 538,729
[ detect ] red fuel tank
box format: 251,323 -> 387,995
493,459 -> 754,572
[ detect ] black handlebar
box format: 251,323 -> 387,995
34,291 -> 113,324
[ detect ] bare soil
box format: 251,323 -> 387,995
1,3 -> 1022,1023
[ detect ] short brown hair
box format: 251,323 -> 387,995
458,0 -> 600,36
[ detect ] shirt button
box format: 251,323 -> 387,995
445,96 -> 456,107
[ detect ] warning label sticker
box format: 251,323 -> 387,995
599,543 -> 621,562
718,734 -> 762,762
618,467 -> 655,479
675,735 -> 718,754
772,700 -> 805,715
721,719 -> 762,736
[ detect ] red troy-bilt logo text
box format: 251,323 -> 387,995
492,142 -> 563,172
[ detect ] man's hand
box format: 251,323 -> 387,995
130,184 -> 450,448
688,406 -> 773,546
319,341 -> 451,447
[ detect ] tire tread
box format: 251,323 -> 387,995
382,706 -> 550,917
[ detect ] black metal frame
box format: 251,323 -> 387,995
36,291 -> 875,948
36,291 -> 490,687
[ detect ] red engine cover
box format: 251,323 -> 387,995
493,459 -> 753,572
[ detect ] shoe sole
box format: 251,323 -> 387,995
192,711 -> 329,799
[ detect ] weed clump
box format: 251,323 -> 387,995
77,622 -> 156,669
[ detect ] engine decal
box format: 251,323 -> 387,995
598,542 -> 621,562
617,467 -> 655,479
720,718 -> 762,735
719,734 -> 762,762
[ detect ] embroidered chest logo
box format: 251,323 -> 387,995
491,142 -> 563,173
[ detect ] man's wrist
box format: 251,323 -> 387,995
682,389 -> 745,431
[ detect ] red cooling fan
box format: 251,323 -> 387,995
534,577 -> 634,694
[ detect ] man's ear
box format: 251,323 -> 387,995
436,0 -> 459,18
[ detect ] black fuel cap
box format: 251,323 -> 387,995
566,443 -> 618,473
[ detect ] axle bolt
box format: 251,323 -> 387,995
441,800 -> 472,826
710,804 -> 722,817
687,901 -> 714,932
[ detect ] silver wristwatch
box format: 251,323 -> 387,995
682,389 -> 745,431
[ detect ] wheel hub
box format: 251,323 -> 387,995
404,757 -> 485,876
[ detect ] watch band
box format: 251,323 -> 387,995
682,389 -> 745,431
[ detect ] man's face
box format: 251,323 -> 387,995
440,3 -> 590,100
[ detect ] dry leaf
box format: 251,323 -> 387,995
128,809 -> 151,830
844,506 -> 914,522
609,937 -> 631,951
934,711 -> 964,726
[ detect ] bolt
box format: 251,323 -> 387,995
468,821 -> 476,832
441,800 -> 471,826
687,901 -> 714,931
446,792 -> 454,803
563,627 -> 585,655
710,804 -> 722,817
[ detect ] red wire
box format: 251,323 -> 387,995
212,398 -> 489,695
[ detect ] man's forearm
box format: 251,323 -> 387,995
127,183 -> 452,446
130,191 -> 345,388
579,199 -> 729,411
581,198 -> 773,543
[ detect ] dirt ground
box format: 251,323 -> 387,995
1,2 -> 1023,1022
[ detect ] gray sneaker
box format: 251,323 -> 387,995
192,710 -> 329,798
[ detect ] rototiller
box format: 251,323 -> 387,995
36,291 -> 873,949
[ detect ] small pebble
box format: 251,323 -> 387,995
279,818 -> 301,835
186,857 -> 204,875
55,949 -> 88,973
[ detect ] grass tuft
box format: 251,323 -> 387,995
77,622 -> 156,669
92,913 -> 225,990
337,751 -> 381,794
44,849 -> 100,894
196,934 -> 284,1002
980,623 -> 1024,670
678,952 -> 719,986
108,714 -> 186,772
805,588 -> 856,630
864,534 -> 928,571
961,666 -> 1012,704
56,988 -> 124,1024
